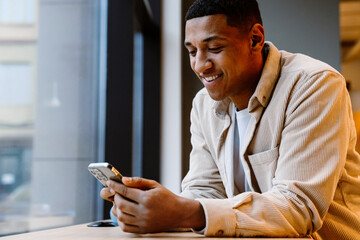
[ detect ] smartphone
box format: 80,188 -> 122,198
88,162 -> 123,187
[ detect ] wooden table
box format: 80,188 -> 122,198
0,222 -> 312,240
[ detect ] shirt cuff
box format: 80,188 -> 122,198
194,198 -> 237,237
110,206 -> 118,226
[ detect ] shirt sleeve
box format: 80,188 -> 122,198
110,206 -> 118,226
181,91 -> 228,200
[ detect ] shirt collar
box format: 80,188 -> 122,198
248,42 -> 281,112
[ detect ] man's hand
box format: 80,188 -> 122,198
106,177 -> 205,233
100,186 -> 116,202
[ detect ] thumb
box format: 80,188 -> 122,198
122,177 -> 158,190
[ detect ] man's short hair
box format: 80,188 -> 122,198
185,0 -> 263,32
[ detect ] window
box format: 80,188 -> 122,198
104,0 -> 161,217
0,0 -> 107,235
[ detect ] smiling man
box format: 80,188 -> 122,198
101,0 -> 360,239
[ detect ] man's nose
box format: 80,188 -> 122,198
194,54 -> 212,73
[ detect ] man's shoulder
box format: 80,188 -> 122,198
279,50 -> 340,77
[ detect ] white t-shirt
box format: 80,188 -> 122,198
233,108 -> 251,193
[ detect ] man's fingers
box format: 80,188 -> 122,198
122,177 -> 158,190
113,194 -> 142,232
113,193 -> 138,216
100,187 -> 115,201
116,209 -> 138,226
118,221 -> 141,233
107,180 -> 141,201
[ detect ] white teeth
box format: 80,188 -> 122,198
203,74 -> 220,82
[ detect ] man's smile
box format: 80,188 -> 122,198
201,73 -> 223,83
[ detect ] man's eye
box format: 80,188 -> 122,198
209,47 -> 223,53
189,50 -> 196,56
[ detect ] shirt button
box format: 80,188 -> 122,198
216,230 -> 224,236
262,96 -> 266,101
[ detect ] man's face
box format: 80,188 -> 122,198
185,14 -> 256,102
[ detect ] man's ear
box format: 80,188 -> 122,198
249,23 -> 265,51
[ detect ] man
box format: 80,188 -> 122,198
101,0 -> 360,238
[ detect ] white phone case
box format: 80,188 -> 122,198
88,162 -> 123,187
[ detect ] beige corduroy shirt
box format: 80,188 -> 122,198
181,42 -> 360,239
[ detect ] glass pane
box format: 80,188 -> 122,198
0,0 -> 106,236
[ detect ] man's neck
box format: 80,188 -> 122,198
231,50 -> 265,111
230,90 -> 254,111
